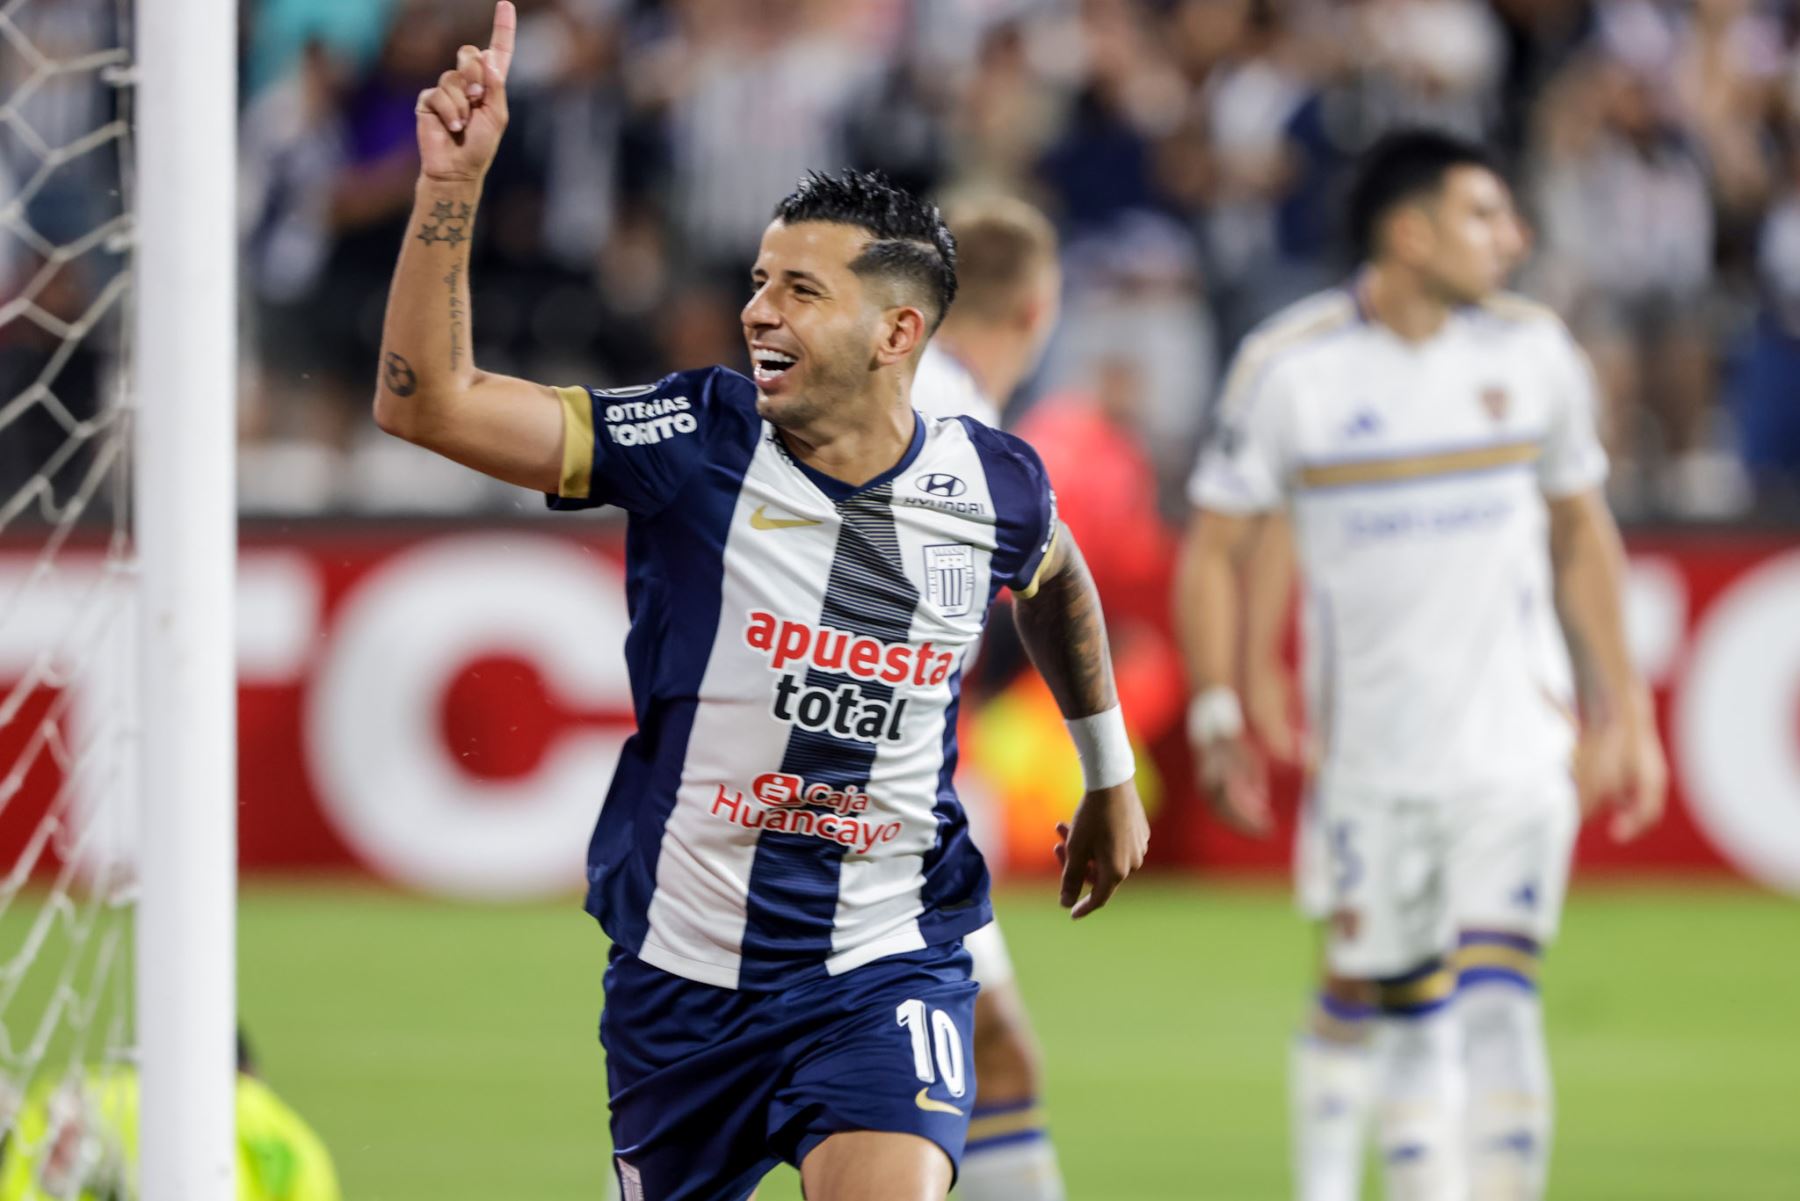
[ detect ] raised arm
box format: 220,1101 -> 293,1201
1548,487 -> 1667,841
1011,527 -> 1150,918
371,2 -> 565,493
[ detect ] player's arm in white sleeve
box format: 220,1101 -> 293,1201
1174,348 -> 1294,835
370,3 -> 567,493
1537,320 -> 1668,842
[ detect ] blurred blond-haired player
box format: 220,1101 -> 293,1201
1177,129 -> 1666,1201
914,194 -> 1068,1201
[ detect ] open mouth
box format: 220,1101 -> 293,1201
752,349 -> 798,386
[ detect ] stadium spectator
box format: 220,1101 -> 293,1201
8,0 -> 1800,516
634,0 -> 874,281
1734,122 -> 1800,513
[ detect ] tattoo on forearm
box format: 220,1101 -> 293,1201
1014,539 -> 1115,716
446,261 -> 465,371
383,351 -> 418,397
417,200 -> 472,247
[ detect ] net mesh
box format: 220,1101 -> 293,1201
0,0 -> 138,1191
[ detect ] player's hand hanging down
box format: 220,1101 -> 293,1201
415,1 -> 516,183
1575,715 -> 1668,843
1012,527 -> 1152,919
1197,726 -> 1273,838
1549,489 -> 1670,844
1054,780 -> 1151,920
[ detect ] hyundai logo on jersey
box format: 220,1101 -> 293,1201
916,472 -> 967,497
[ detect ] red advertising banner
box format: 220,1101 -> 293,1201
2,524 -> 1796,898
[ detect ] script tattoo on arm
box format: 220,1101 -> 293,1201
382,351 -> 418,397
445,261 -> 465,372
1012,528 -> 1117,719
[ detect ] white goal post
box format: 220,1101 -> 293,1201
133,0 -> 236,1196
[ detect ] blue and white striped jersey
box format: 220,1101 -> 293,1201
549,366 -> 1057,991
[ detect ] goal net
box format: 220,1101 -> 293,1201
0,0 -> 235,1196
0,0 -> 140,1190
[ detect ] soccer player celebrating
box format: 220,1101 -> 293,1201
912,195 -> 1069,1201
1177,129 -> 1666,1201
376,8 -> 1149,1200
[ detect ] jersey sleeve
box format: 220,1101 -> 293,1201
547,366 -> 752,516
962,420 -> 1059,595
1187,338 -> 1295,513
1534,321 -> 1609,497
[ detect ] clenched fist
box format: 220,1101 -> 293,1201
415,1 -> 516,183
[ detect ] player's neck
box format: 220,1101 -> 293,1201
776,388 -> 917,488
1360,265 -> 1452,344
934,326 -> 1018,410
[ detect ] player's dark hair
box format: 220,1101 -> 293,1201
773,169 -> 959,330
1347,129 -> 1503,262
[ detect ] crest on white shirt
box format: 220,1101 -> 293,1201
923,544 -> 975,617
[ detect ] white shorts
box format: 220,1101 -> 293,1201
965,919 -> 1016,991
1294,789 -> 1332,921
1316,774 -> 1579,980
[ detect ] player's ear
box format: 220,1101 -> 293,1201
874,305 -> 928,367
1389,204 -> 1434,264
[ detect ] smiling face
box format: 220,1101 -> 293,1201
742,220 -> 926,428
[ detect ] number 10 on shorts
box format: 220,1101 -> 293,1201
896,999 -> 967,1097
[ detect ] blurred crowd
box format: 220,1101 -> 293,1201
5,0 -> 1800,519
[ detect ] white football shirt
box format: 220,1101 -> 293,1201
548,366 -> 1056,990
1190,287 -> 1607,799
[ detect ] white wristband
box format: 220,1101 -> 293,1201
1188,687 -> 1244,745
1066,705 -> 1135,791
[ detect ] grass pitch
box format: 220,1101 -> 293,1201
236,879 -> 1798,1200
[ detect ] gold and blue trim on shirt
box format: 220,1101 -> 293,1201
1376,958 -> 1457,1017
1454,930 -> 1541,992
1480,292 -> 1558,325
1217,294 -> 1360,416
1297,439 -> 1542,493
1014,521 -> 1060,600
554,385 -> 595,500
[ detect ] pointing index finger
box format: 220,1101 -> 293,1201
488,1 -> 517,82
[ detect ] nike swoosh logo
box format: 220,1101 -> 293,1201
749,504 -> 822,531
914,1087 -> 963,1117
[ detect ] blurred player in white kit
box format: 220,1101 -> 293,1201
1177,130 -> 1666,1201
913,195 -> 1067,1201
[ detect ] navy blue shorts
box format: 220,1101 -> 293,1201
601,942 -> 978,1201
